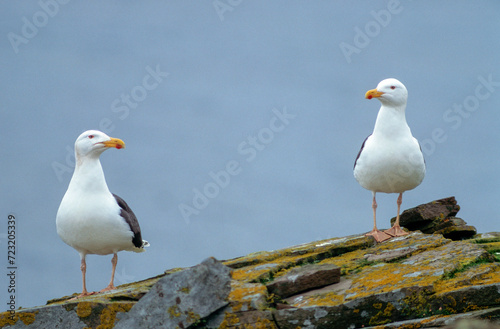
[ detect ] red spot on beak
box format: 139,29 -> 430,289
115,145 -> 123,149
367,95 -> 373,99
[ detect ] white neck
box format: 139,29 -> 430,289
372,104 -> 411,138
68,155 -> 110,193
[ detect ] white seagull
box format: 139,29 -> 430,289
354,78 -> 425,242
56,130 -> 149,298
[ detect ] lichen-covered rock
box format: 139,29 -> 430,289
206,309 -> 278,329
433,217 -> 477,240
471,233 -> 500,262
0,301 -> 134,329
391,197 -> 478,240
272,233 -> 499,328
0,275 -> 161,329
2,198 -> 500,329
114,257 -> 231,329
363,306 -> 500,328
266,263 -> 340,299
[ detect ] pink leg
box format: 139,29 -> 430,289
70,255 -> 96,299
81,257 -> 88,295
365,192 -> 391,242
100,253 -> 118,292
385,193 -> 409,237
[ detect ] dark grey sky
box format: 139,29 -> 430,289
1,1 -> 499,308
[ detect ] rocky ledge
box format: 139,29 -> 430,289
2,197 -> 500,329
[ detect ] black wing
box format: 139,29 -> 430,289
354,134 -> 371,170
112,193 -> 144,249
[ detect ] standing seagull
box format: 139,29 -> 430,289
56,130 -> 149,297
354,78 -> 425,242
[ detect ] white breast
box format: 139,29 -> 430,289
354,134 -> 425,193
56,190 -> 135,255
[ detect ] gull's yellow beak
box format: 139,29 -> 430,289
365,89 -> 384,100
101,137 -> 125,149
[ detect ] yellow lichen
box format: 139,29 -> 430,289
344,263 -> 438,301
167,305 -> 181,318
229,283 -> 267,301
18,312 -> 37,325
369,303 -> 395,326
232,267 -> 273,283
318,248 -> 371,275
97,303 -> 133,329
434,263 -> 500,295
463,304 -> 486,313
219,312 -> 277,329
290,291 -> 344,308
246,317 -> 278,328
0,311 -> 39,327
225,235 -> 372,280
76,302 -> 93,318
218,312 -> 240,328
178,286 -> 191,294
0,312 -> 16,327
228,281 -> 268,312
187,310 -> 201,323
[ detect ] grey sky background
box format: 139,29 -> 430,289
1,1 -> 499,309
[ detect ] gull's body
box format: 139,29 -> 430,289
354,79 -> 425,242
56,130 -> 149,297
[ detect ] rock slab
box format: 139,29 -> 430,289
266,263 -> 340,299
391,196 -> 477,240
114,257 -> 231,329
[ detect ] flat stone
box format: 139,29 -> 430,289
0,304 -> 88,329
224,234 -> 373,272
434,283 -> 500,312
0,301 -> 135,329
285,277 -> 353,307
203,308 -> 277,329
433,217 -> 467,231
401,241 -> 492,271
435,224 -> 477,241
415,216 -> 466,234
266,264 -> 340,299
114,257 -> 231,329
391,196 -> 460,230
225,310 -> 277,328
274,287 -> 432,329
363,306 -> 500,328
228,282 -> 268,312
274,283 -> 500,329
414,217 -> 477,241
364,246 -> 418,262
474,232 -> 500,243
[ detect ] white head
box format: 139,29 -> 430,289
365,78 -> 408,108
74,130 -> 125,160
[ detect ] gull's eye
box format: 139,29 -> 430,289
390,86 -> 396,90
88,135 -> 94,139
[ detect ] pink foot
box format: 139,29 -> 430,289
69,291 -> 96,300
366,229 -> 392,242
385,225 -> 408,237
99,285 -> 116,293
